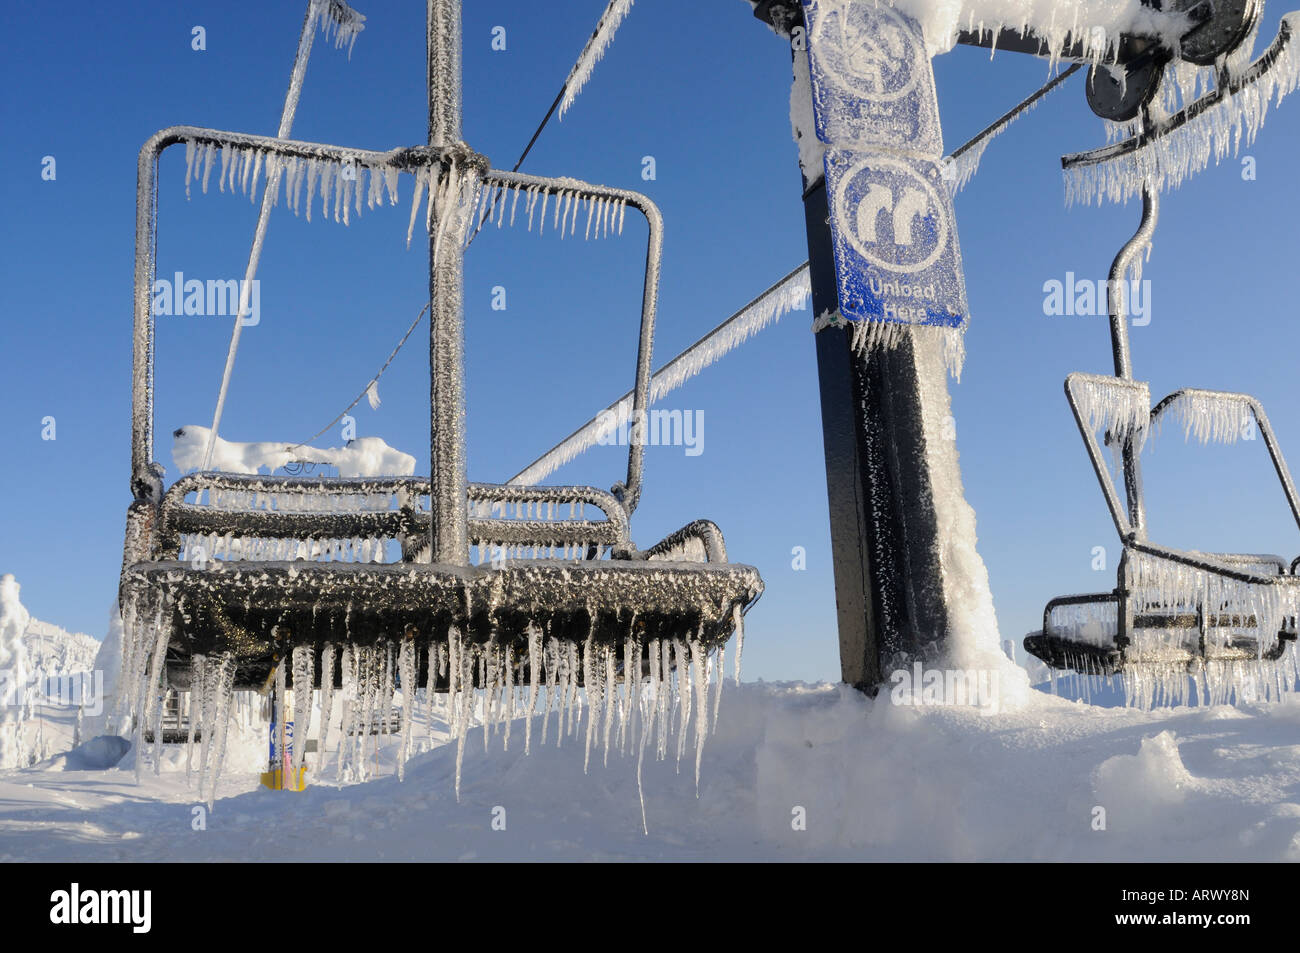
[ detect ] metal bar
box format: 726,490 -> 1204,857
129,125 -> 451,500
1063,373 -> 1138,541
1109,183 -> 1158,535
1150,388 -> 1300,535
131,132 -> 160,499
427,0 -> 468,566
148,125 -> 445,169
484,170 -> 664,514
201,2 -> 323,472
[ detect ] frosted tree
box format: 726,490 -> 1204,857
0,575 -> 32,768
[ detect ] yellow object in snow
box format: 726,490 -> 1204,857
260,766 -> 308,791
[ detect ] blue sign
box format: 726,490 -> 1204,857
270,719 -> 293,764
822,149 -> 968,329
802,0 -> 942,154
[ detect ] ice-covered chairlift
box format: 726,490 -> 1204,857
118,124 -> 762,694
1027,372 -> 1300,676
1026,13 -> 1300,685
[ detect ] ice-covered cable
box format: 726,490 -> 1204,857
559,0 -> 636,120
507,263 -> 811,486
944,63 -> 1081,194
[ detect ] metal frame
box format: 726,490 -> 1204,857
129,133 -> 663,525
121,0 -> 761,692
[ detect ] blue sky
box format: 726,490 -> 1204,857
3,0 -> 1300,684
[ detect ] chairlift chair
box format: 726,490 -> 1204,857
1026,12 -> 1300,691
119,140 -> 762,693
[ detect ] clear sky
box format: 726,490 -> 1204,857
3,0 -> 1300,684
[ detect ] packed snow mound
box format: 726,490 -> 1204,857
57,735 -> 132,771
172,425 -> 416,477
1093,730 -> 1192,833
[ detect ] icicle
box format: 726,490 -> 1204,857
250,150 -> 264,204
657,638 -> 671,759
1071,373 -> 1150,450
218,145 -> 231,193
184,140 -> 196,199
582,635 -> 597,772
712,642 -> 722,733
291,644 -> 314,778
503,642 -> 515,752
509,185 -> 522,228
318,643 -> 336,769
691,636 -> 708,793
320,159 -> 334,220
203,653 -> 237,812
1167,391 -> 1254,445
453,629 -> 474,801
185,655 -> 206,781
306,160 -> 320,223
201,143 -> 216,194
541,634 -> 558,745
602,644 -> 616,766
525,624 -> 541,754
405,166 -> 428,248
732,605 -> 745,686
674,639 -> 692,770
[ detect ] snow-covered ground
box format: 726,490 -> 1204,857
4,678 -> 1300,862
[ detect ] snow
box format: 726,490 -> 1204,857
911,331 -> 1024,692
10,680 -> 1300,860
172,425 -> 417,478
559,1 -> 636,120
790,45 -> 826,185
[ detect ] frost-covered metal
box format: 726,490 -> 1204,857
1028,139 -> 1300,704
119,0 -> 761,807
1064,13 -> 1300,205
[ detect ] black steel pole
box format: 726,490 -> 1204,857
802,178 -> 951,689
